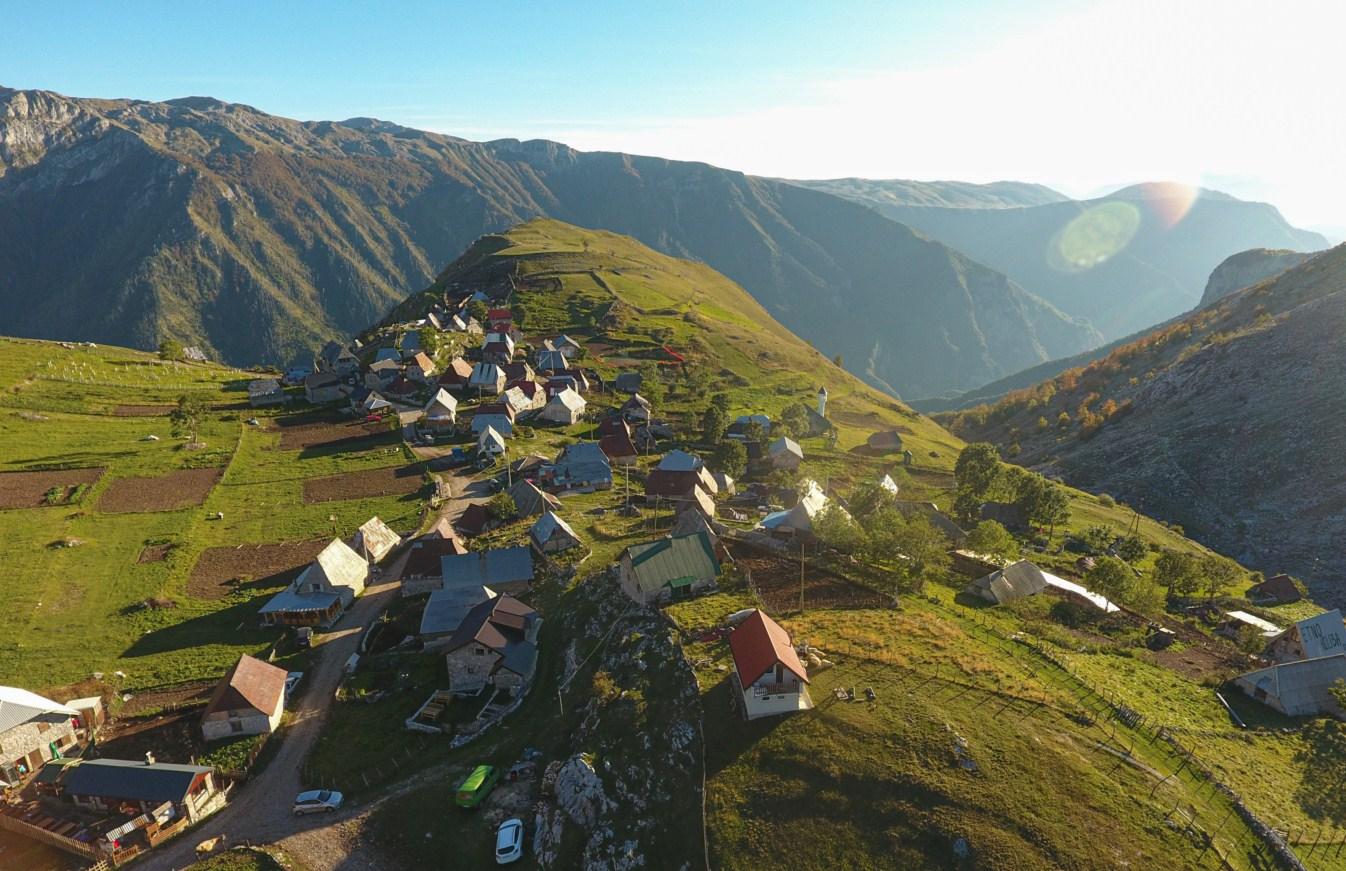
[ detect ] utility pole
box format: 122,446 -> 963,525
799,539 -> 805,614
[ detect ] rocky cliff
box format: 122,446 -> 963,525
1198,248 -> 1314,307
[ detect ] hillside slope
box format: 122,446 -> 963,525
941,244 -> 1346,603
831,182 -> 1325,344
0,86 -> 1097,397
1199,248 -> 1314,307
787,177 -> 1068,209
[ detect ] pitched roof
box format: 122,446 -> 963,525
623,531 -> 720,595
552,442 -> 611,481
1225,610 -> 1283,637
622,393 -> 652,411
439,357 -> 475,384
477,426 -> 506,452
1237,654 -> 1346,715
599,433 -> 638,460
657,450 -> 703,472
536,349 -> 568,371
1248,574 -> 1301,603
966,560 -> 1049,605
425,516 -> 460,540
424,388 -> 458,417
1287,609 -> 1345,657
61,758 -> 213,804
469,362 -> 505,386
768,436 -> 803,459
456,503 -> 494,536
530,511 -> 580,547
353,516 -> 401,561
510,479 -> 561,516
203,655 -> 287,718
401,535 -> 469,577
298,539 -> 369,592
409,351 -> 435,372
442,546 -> 535,587
445,596 -> 539,674
544,387 -> 586,414
0,687 -> 76,734
420,585 -> 497,636
729,610 -> 809,685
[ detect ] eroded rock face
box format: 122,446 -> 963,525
1199,248 -> 1315,307
531,576 -> 702,870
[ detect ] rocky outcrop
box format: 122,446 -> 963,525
531,575 -> 701,870
1198,248 -> 1315,307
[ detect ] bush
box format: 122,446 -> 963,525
1096,493 -> 1115,507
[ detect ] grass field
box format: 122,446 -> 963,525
0,338 -> 424,693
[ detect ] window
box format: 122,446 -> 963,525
230,719 -> 244,734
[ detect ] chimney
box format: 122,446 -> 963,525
144,751 -> 155,766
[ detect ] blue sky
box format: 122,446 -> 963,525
3,0 -> 1343,233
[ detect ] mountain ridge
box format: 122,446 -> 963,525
0,85 -> 1097,398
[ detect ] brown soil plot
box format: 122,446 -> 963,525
0,467 -> 104,510
302,464 -> 426,504
98,467 -> 223,513
732,547 -> 889,614
112,404 -> 176,417
187,539 -> 330,600
137,543 -> 174,563
273,412 -> 396,452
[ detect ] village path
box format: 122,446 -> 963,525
140,464 -> 485,870
135,575 -> 400,871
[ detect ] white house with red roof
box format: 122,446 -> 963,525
728,610 -> 812,720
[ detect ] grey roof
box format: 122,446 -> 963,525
536,349 -> 568,371
419,585 -> 496,637
61,758 -> 212,804
965,560 -> 1048,605
0,687 -> 77,734
1236,654 -> 1346,716
613,372 -> 642,392
445,596 -> 539,678
258,587 -> 340,615
531,511 -> 580,548
510,480 -> 560,516
441,546 -> 534,588
657,450 -> 704,472
552,442 -> 612,484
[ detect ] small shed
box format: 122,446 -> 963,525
530,511 -> 582,554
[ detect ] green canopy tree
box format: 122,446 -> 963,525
157,339 -> 183,361
966,520 -> 1018,562
954,443 -> 1002,499
709,439 -> 747,479
701,405 -> 728,444
1154,549 -> 1201,598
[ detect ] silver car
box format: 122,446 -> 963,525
293,789 -> 343,815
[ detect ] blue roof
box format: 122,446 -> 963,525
441,546 -> 534,588
62,758 -> 212,804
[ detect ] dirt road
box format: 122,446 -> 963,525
137,578 -> 401,871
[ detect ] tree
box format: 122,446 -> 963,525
813,505 -> 867,555
951,490 -> 983,528
849,479 -> 895,520
1031,483 -> 1070,539
858,505 -> 905,566
1154,549 -> 1201,598
966,520 -> 1018,562
701,405 -> 728,444
1115,535 -> 1147,564
891,514 -> 952,596
709,439 -> 747,479
466,300 -> 489,326
1088,556 -> 1134,604
158,339 -> 183,361
170,393 -> 206,444
741,419 -> 767,445
638,362 -> 665,405
954,443 -> 1002,499
831,354 -> 844,368
418,325 -> 442,357
487,491 -> 518,521
710,392 -> 731,412
779,403 -> 811,439
1081,524 -> 1115,555
1200,555 -> 1241,600
1330,679 -> 1346,713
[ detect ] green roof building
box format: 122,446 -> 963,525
619,530 -> 720,604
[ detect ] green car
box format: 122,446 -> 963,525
455,764 -> 500,809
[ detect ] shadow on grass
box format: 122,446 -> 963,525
1292,719 -> 1346,824
121,598 -> 274,660
703,676 -> 787,777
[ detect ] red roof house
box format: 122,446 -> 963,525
728,610 -> 812,720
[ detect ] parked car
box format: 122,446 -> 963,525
495,818 -> 524,864
284,671 -> 304,701
455,764 -> 500,810
293,789 -> 343,815
296,627 -> 313,649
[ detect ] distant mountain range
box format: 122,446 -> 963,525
0,86 -> 1100,398
808,179 -> 1327,344
788,177 -> 1069,209
939,242 -> 1346,603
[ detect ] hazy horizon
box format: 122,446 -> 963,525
3,0 -> 1342,237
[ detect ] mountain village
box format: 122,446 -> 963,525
1,220 -> 1343,871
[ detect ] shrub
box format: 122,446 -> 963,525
1096,493 -> 1115,507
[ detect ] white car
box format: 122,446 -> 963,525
495,818 -> 524,864
292,789 -> 343,816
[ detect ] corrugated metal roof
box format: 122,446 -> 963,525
62,758 -> 211,803
204,655 -> 286,718
729,610 -> 809,685
0,687 -> 76,734
420,585 -> 496,636
625,531 -> 719,595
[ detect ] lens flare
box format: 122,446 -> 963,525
1047,201 -> 1142,273
1129,180 -> 1201,229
